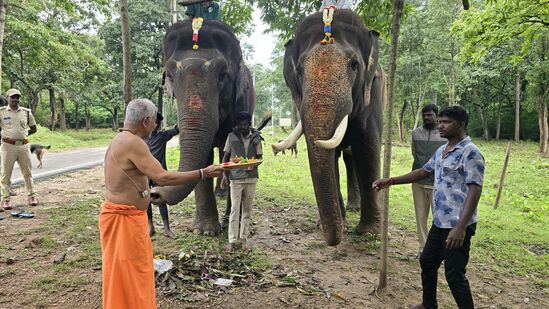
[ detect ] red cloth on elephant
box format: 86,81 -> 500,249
99,200 -> 157,309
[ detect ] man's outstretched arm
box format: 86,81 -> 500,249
372,168 -> 432,191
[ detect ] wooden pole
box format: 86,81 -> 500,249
494,141 -> 512,209
172,0 -> 178,24
378,0 -> 405,290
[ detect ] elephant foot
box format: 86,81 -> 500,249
355,221 -> 381,235
190,220 -> 221,236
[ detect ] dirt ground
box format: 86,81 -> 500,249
0,167 -> 546,309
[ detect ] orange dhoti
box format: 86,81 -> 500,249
99,200 -> 157,309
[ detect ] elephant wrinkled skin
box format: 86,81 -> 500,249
282,10 -> 386,246
154,20 -> 255,235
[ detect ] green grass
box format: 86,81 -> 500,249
28,125 -> 117,151
166,129 -> 548,278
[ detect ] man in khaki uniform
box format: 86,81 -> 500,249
220,112 -> 263,252
0,88 -> 38,210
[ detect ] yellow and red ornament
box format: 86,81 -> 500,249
321,6 -> 336,45
192,17 -> 204,50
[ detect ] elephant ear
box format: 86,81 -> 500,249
362,30 -> 380,107
234,61 -> 255,114
283,39 -> 302,107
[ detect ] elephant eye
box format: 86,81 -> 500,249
350,60 -> 359,72
218,72 -> 228,83
166,72 -> 174,82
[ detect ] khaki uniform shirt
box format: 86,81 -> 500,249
0,106 -> 37,140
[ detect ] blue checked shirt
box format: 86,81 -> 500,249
423,136 -> 485,228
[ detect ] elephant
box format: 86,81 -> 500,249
154,19 -> 255,235
273,9 -> 386,246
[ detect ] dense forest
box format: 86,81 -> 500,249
0,0 -> 546,154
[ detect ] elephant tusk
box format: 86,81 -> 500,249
314,115 -> 349,149
272,121 -> 303,152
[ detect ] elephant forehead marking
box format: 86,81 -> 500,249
189,95 -> 204,110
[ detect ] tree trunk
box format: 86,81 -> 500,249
413,96 -> 421,129
85,106 -> 91,131
30,90 -> 39,114
158,73 -> 166,127
514,72 -> 521,142
478,106 -> 489,141
59,92 -> 67,131
495,99 -> 502,141
120,0 -> 132,106
0,0 -> 6,88
74,103 -> 79,130
49,88 -> 58,131
171,0 -> 177,24
449,43 -> 457,106
398,99 -> 408,143
539,39 -> 548,155
539,87 -> 548,155
112,106 -> 119,131
379,0 -> 404,290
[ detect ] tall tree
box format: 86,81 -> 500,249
120,0 -> 132,106
379,0 -> 404,290
453,0 -> 548,153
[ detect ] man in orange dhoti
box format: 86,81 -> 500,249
100,98 -> 224,309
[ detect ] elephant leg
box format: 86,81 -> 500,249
352,132 -> 382,235
192,150 -> 221,235
343,150 -> 360,211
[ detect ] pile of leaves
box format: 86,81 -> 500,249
154,250 -> 335,302
154,250 -> 266,302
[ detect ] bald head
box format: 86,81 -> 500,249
125,99 -> 157,124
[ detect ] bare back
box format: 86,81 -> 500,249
105,132 -> 152,210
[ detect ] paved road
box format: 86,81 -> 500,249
11,137 -> 179,185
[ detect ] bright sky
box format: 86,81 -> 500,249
241,6 -> 278,68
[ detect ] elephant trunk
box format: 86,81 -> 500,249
307,142 -> 344,246
302,98 -> 348,246
158,92 -> 219,205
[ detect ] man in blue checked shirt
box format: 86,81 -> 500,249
373,106 -> 484,309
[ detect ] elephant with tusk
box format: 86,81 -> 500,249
275,9 -> 386,246
152,20 -> 255,236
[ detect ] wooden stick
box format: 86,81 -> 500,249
378,0 -> 405,290
494,141 -> 512,209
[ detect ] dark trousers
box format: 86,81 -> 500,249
146,202 -> 169,221
420,223 -> 476,309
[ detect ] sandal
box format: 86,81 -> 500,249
10,211 -> 34,219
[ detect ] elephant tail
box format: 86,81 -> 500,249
256,111 -> 272,132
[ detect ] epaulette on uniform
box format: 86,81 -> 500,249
20,107 -> 31,112
0,106 -> 7,110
